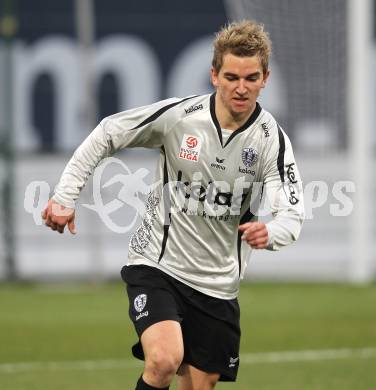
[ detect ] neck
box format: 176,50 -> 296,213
215,94 -> 256,131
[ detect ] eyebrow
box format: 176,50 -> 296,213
224,71 -> 261,78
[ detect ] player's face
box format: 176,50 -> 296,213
211,53 -> 269,120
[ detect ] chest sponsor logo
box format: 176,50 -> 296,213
242,147 -> 258,167
179,134 -> 202,162
175,170 -> 256,220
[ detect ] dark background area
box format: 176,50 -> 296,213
1,0 -> 376,151
11,0 -> 226,150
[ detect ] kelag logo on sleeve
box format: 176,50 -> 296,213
178,134 -> 202,162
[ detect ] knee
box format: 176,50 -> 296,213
145,347 -> 183,382
193,373 -> 220,390
206,373 -> 220,388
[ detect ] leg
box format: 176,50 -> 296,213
121,265 -> 185,389
177,364 -> 220,390
179,290 -> 241,385
140,320 -> 184,388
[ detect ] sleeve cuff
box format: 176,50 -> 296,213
52,193 -> 76,209
265,224 -> 276,251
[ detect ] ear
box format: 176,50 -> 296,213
261,70 -> 270,88
211,67 -> 219,88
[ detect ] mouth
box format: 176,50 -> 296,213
232,97 -> 249,107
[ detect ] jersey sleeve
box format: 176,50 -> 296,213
262,126 -> 305,251
53,97 -> 186,208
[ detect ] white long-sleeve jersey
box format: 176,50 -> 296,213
53,94 -> 304,299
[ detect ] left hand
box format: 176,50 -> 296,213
238,222 -> 269,249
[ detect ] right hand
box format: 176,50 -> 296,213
42,199 -> 76,234
238,221 -> 268,249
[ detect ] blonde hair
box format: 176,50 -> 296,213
212,20 -> 272,74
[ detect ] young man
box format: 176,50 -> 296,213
43,20 -> 304,389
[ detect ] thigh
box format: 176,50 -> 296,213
177,364 -> 220,390
141,320 -> 184,363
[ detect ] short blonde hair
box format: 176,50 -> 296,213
212,20 -> 272,74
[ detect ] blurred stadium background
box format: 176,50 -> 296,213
1,0 -> 376,389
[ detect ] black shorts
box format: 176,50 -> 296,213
121,264 -> 241,382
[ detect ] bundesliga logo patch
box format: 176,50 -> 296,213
179,134 -> 202,162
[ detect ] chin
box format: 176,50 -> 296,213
231,106 -> 251,115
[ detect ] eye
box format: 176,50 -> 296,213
225,75 -> 238,81
246,75 -> 260,82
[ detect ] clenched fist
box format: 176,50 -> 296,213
238,222 -> 268,249
42,199 -> 76,234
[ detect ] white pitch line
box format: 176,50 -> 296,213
240,347 -> 376,364
0,359 -> 142,374
1,347 -> 376,374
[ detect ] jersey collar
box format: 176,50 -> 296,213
209,93 -> 262,148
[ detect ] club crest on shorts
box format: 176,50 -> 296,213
242,148 -> 258,167
134,294 -> 147,313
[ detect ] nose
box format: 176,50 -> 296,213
236,79 -> 246,94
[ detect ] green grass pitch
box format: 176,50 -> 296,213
1,282 -> 376,389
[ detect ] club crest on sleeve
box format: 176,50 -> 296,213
179,134 -> 202,162
134,294 -> 147,312
241,148 -> 258,167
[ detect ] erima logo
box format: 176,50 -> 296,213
211,157 -> 226,171
184,104 -> 203,114
229,357 -> 239,368
261,122 -> 270,137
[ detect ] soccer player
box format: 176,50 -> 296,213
43,20 -> 304,390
